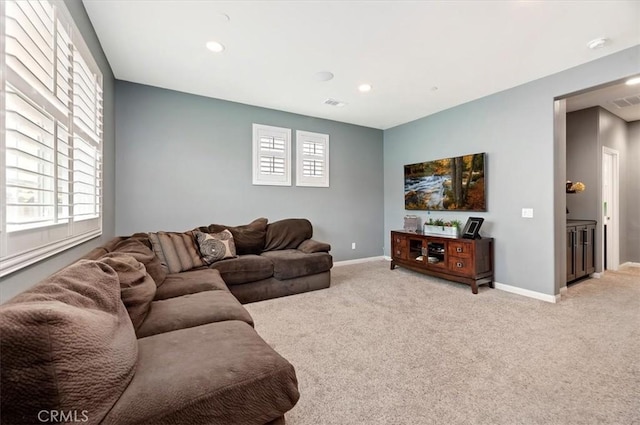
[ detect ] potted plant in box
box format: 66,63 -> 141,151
423,218 -> 462,238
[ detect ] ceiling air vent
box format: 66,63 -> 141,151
323,98 -> 347,107
611,94 -> 640,108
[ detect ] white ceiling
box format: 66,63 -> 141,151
82,0 -> 640,130
566,79 -> 640,122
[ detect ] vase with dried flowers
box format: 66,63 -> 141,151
566,181 -> 586,194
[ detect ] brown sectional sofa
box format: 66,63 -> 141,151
195,218 -> 332,303
0,218 -> 332,424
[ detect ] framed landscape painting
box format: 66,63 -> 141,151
404,153 -> 486,211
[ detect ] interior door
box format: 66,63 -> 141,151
602,147 -> 619,271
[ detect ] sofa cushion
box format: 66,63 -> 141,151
196,217 -> 268,255
194,229 -> 237,264
298,238 -> 332,253
209,254 -> 274,285
261,250 -> 333,280
136,290 -> 254,338
154,268 -> 228,301
108,238 -> 167,286
148,231 -> 205,273
101,254 -> 156,330
0,260 -> 137,425
102,321 -> 299,425
264,218 -> 313,251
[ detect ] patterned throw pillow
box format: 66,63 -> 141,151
194,230 -> 237,264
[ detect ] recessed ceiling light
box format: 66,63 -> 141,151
586,37 -> 608,50
358,83 -> 372,93
206,41 -> 225,53
431,86 -> 439,92
625,76 -> 640,86
314,71 -> 334,82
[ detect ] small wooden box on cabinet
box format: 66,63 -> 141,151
390,230 -> 494,294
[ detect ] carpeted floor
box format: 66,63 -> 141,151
244,261 -> 640,425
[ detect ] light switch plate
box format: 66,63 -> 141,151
522,208 -> 534,218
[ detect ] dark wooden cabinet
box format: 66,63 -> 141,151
567,227 -> 577,282
567,220 -> 596,283
390,230 -> 494,294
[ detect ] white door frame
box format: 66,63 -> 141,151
602,146 -> 619,271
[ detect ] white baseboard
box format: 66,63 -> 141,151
333,256 -> 386,267
591,272 -> 602,279
620,262 -> 640,268
494,282 -> 560,303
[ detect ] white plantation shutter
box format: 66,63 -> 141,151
1,0 -> 103,277
259,135 -> 286,176
252,124 -> 291,186
296,130 -> 329,187
5,86 -> 57,229
302,141 -> 325,177
72,46 -> 103,141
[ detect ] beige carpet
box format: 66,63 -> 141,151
245,261 -> 640,425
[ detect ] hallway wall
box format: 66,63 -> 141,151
626,120 -> 640,263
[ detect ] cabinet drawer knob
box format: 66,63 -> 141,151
456,262 -> 463,268
456,247 -> 462,253
396,250 -> 400,255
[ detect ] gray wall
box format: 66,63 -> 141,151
624,120 -> 640,263
0,0 -> 116,302
566,108 -> 599,224
384,45 -> 640,296
115,81 -> 384,261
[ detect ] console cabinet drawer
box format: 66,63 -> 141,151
392,235 -> 408,260
448,241 -> 472,258
448,256 -> 474,276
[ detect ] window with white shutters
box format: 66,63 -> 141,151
1,0 -> 103,277
252,124 -> 291,186
296,130 -> 329,187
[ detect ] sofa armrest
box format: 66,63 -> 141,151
297,239 -> 331,253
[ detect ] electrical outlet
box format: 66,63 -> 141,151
351,242 -> 356,250
522,208 -> 534,218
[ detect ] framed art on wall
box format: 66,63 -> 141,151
404,153 -> 486,211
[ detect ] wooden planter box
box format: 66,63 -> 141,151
424,225 -> 460,238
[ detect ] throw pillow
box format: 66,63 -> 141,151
148,231 -> 205,274
194,217 -> 268,255
0,260 -> 137,425
194,230 -> 237,264
101,254 -> 156,331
